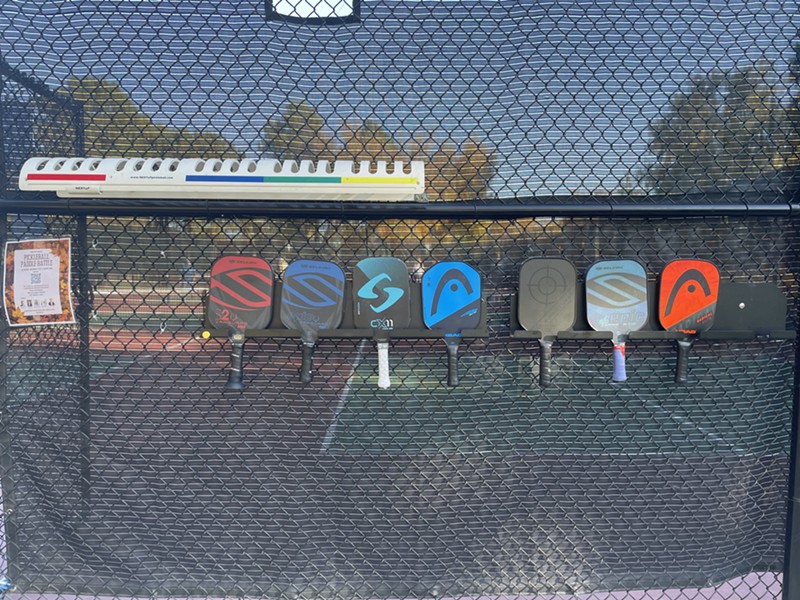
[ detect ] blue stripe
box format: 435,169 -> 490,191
186,175 -> 265,183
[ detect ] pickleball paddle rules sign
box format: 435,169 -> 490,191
3,238 -> 75,327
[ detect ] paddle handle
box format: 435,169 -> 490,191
225,340 -> 246,391
300,342 -> 315,384
539,339 -> 553,387
675,338 -> 693,384
377,340 -> 391,389
446,338 -> 460,387
612,342 -> 627,383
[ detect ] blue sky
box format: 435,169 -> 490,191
1,0 -> 796,195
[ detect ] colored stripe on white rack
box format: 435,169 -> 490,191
185,175 -> 420,185
26,173 -> 107,181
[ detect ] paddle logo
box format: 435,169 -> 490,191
282,270 -> 344,310
357,273 -> 405,314
660,263 -> 719,331
585,270 -> 648,311
423,264 -> 481,328
525,263 -> 572,306
210,267 -> 273,311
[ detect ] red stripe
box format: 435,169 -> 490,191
26,173 -> 107,181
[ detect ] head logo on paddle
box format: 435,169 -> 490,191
659,259 -> 719,383
281,259 -> 346,384
422,262 -> 481,387
586,259 -> 648,383
207,256 -> 274,391
353,257 -> 411,389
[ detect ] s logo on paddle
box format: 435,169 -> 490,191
357,273 -> 405,314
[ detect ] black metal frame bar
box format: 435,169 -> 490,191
0,194 -> 799,219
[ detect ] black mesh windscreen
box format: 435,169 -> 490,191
0,213 -> 796,599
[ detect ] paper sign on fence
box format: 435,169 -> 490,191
3,238 -> 75,327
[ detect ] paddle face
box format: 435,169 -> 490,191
422,262 -> 481,333
518,258 -> 577,337
586,260 -> 648,337
659,259 -> 719,333
586,260 -> 648,382
208,256 -> 274,333
280,259 -> 346,340
353,257 -> 411,331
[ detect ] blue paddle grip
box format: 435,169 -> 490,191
612,343 -> 626,383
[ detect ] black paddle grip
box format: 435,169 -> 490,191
675,338 -> 693,384
446,340 -> 459,387
225,342 -> 245,391
539,339 -> 553,387
300,343 -> 315,384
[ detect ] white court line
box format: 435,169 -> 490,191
321,338 -> 368,454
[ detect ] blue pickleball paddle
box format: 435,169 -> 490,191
281,259 -> 346,384
422,262 -> 481,387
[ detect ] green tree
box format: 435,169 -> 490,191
781,41 -> 800,168
259,100 -> 337,160
341,118 -> 402,162
644,73 -> 724,193
718,61 -> 784,181
42,76 -> 240,159
644,61 -> 790,193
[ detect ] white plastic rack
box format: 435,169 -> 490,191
19,157 -> 426,202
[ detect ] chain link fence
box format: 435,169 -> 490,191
1,0 -> 800,599
0,210 -> 796,599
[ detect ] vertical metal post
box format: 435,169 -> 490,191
76,216 -> 92,513
0,213 -> 19,585
783,180 -> 800,600
0,54 -> 20,586
70,89 -> 92,514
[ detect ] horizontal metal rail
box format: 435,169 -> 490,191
1,192 -> 800,219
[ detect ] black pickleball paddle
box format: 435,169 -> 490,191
207,255 -> 273,391
518,258 -> 577,387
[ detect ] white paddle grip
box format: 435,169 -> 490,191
377,341 -> 391,389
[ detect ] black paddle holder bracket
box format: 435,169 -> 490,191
203,280 -> 489,341
510,281 -> 795,342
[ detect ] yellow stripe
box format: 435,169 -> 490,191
341,176 -> 420,185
